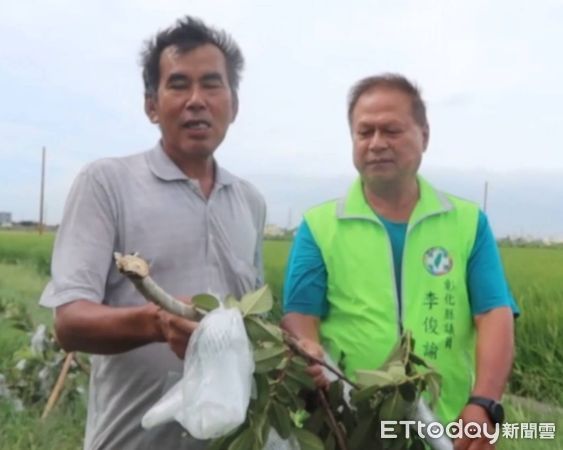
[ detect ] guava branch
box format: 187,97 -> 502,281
114,252 -> 200,320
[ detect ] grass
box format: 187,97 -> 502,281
499,398 -> 562,449
497,247 -> 563,405
0,231 -> 562,449
0,399 -> 86,450
0,230 -> 54,276
500,247 -> 563,295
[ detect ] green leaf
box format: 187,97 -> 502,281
409,437 -> 426,450
408,352 -> 430,368
253,345 -> 286,373
356,369 -> 395,387
289,355 -> 309,369
386,431 -> 407,450
293,428 -> 324,450
387,360 -> 407,381
276,381 -> 303,410
244,316 -> 283,343
208,433 -> 233,450
228,428 -> 255,450
324,433 -> 336,450
425,372 -> 441,408
289,409 -> 310,428
251,409 -> 270,448
398,381 -> 417,403
380,337 -> 407,370
269,401 -> 292,439
286,366 -> 315,390
304,407 -> 325,434
401,331 -> 414,365
254,374 -> 270,412
239,285 -> 274,316
254,345 -> 285,362
379,388 -> 406,421
191,293 -> 220,312
259,421 -> 271,448
225,294 -> 240,310
350,384 -> 381,405
348,416 -> 375,450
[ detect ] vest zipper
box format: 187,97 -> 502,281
380,223 -> 403,338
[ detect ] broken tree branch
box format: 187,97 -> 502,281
114,252 -> 200,320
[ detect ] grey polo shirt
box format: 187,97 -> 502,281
40,144 -> 266,450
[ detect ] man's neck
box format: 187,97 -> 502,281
165,148 -> 216,198
363,178 -> 419,223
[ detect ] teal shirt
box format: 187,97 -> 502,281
284,211 -> 519,317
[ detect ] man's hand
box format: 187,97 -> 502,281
454,404 -> 497,450
156,296 -> 199,359
298,338 -> 330,389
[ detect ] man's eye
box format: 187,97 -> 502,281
169,82 -> 187,90
358,130 -> 372,138
203,80 -> 223,89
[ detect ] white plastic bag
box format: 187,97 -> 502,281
264,428 -> 301,450
142,307 -> 255,440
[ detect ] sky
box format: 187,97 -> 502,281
1,0 -> 562,237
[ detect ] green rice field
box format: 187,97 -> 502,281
0,230 -> 561,449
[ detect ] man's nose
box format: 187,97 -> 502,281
185,86 -> 205,111
368,131 -> 388,152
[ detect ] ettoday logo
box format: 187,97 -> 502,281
381,420 -> 500,444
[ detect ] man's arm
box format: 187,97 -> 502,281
55,300 -> 163,354
281,313 -> 329,388
281,221 -> 330,387
280,313 -> 322,344
55,300 -> 198,358
454,307 -> 514,450
455,211 -> 517,449
466,210 -> 518,399
471,306 -> 514,400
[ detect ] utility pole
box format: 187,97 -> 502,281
39,146 -> 46,235
483,181 -> 489,214
286,208 -> 292,231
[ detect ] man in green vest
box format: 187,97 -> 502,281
282,74 -> 518,449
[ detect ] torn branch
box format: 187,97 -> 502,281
114,252 -> 200,321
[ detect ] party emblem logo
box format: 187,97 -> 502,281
423,247 -> 453,276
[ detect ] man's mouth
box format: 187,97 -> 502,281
182,120 -> 211,130
368,159 -> 394,165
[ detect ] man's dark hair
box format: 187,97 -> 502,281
141,16 -> 244,102
347,73 -> 428,129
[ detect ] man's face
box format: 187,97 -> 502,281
351,87 -> 428,188
146,44 -> 236,161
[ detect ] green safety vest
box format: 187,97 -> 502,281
304,176 -> 479,423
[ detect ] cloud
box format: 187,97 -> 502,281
1,0 -> 562,233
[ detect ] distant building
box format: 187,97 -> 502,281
264,224 -> 285,238
0,211 -> 12,225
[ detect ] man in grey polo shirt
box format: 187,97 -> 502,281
39,16 -> 266,450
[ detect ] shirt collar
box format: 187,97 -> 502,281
337,175 -> 452,222
146,142 -> 236,186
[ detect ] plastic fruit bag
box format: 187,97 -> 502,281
142,307 -> 254,440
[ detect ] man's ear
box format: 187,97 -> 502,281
230,93 -> 239,123
144,94 -> 159,124
422,125 -> 430,151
